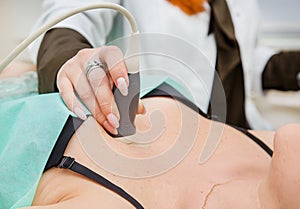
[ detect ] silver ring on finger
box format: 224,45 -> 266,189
85,59 -> 106,78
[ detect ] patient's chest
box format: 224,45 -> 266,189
97,126 -> 270,209
34,98 -> 272,208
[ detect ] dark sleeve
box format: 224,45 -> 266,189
262,51 -> 300,91
37,28 -> 92,93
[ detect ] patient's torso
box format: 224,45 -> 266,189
33,97 -> 273,209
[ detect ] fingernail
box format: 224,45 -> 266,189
74,107 -> 87,120
112,102 -> 120,120
107,113 -> 120,128
140,100 -> 146,115
117,77 -> 128,96
142,106 -> 147,115
138,99 -> 146,115
103,120 -> 118,135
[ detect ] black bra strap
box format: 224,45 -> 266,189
58,156 -> 144,209
232,125 -> 273,157
142,82 -> 208,118
144,82 -> 273,157
44,115 -> 84,171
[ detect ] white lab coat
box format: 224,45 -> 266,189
28,0 -> 276,130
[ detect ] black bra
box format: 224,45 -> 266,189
44,82 -> 273,209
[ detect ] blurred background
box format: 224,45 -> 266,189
0,0 -> 43,60
1,0 -> 299,61
0,0 -> 299,129
258,0 -> 300,50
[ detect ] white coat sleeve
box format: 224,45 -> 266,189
28,0 -> 121,63
246,0 -> 278,96
250,46 -> 277,95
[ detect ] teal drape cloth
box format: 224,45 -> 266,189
0,75 -> 193,208
0,93 -> 72,209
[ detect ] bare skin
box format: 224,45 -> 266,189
0,60 -> 36,78
21,96 -> 299,209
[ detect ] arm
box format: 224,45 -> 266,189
28,0 -> 121,61
0,60 -> 36,79
36,28 -> 92,93
27,0 -> 146,134
259,124 -> 300,209
28,0 -> 121,92
262,51 -> 300,91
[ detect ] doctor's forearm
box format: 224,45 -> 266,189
262,51 -> 300,91
37,28 -> 92,93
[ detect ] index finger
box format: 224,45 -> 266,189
98,46 -> 129,96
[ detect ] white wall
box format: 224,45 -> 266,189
0,0 -> 42,61
259,0 -> 300,34
258,0 -> 300,50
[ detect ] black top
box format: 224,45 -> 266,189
44,82 -> 273,209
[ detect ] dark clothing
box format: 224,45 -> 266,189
263,51 -> 300,91
209,0 -> 249,128
37,28 -> 92,93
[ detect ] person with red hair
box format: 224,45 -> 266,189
28,0 -> 299,131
